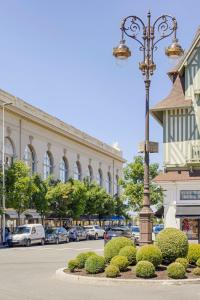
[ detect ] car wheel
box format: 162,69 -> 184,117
26,239 -> 31,247
95,233 -> 98,240
41,238 -> 45,246
56,237 -> 59,245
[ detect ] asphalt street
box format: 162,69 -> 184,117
0,240 -> 200,300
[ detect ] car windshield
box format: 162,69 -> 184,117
46,228 -> 57,234
85,226 -> 93,229
14,227 -> 30,234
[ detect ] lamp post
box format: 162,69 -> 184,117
2,102 -> 12,244
113,11 -> 183,245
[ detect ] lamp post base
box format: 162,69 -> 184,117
139,206 -> 153,245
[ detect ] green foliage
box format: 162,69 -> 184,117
6,160 -> 37,224
156,228 -> 188,263
110,255 -> 129,271
192,267 -> 200,276
187,244 -> 200,264
120,156 -> 163,211
135,261 -> 155,278
167,262 -> 186,279
68,180 -> 87,220
196,258 -> 200,267
175,258 -> 188,270
68,259 -> 79,272
119,246 -> 137,265
136,245 -> 162,268
32,174 -> 49,222
76,252 -> 96,269
105,265 -> 120,278
104,237 -> 134,262
85,255 -> 105,274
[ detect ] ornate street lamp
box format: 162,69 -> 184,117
113,11 -> 183,245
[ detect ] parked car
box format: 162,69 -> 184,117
131,226 -> 140,245
84,225 -> 105,240
104,227 -> 136,244
69,226 -> 89,242
153,224 -> 164,235
7,224 -> 45,247
45,227 -> 69,244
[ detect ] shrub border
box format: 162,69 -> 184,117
56,268 -> 200,286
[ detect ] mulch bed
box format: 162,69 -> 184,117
64,265 -> 199,280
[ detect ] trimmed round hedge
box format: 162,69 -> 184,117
136,245 -> 162,268
110,255 -> 129,271
192,267 -> 200,276
105,265 -> 120,278
104,237 -> 134,262
68,259 -> 79,272
76,252 -> 96,268
135,261 -> 155,278
175,258 -> 188,270
167,262 -> 186,279
119,246 -> 137,265
187,244 -> 200,264
85,255 -> 105,274
156,228 -> 188,263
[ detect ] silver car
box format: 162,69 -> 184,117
84,225 -> 105,240
45,227 -> 69,244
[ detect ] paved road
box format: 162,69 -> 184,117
0,240 -> 200,300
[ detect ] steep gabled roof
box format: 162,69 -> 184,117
150,75 -> 192,124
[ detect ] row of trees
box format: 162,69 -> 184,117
1,156 -> 163,226
3,160 -> 128,225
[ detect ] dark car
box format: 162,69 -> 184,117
69,226 -> 89,242
104,227 -> 136,245
45,227 -> 69,244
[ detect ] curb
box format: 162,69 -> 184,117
55,268 -> 200,286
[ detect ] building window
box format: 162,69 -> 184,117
4,137 -> 14,166
59,157 -> 68,182
106,172 -> 112,194
24,145 -> 36,174
180,190 -> 200,201
114,174 -> 120,196
87,165 -> 93,182
97,169 -> 103,187
43,151 -> 53,179
73,161 -> 82,180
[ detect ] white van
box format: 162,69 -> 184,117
8,224 -> 45,247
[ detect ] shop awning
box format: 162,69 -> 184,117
5,210 -> 25,219
24,210 -> 41,219
176,206 -> 200,218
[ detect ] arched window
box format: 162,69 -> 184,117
87,165 -> 93,183
73,161 -> 82,180
106,172 -> 112,194
24,145 -> 36,174
114,174 -> 120,196
43,151 -> 53,179
59,157 -> 68,182
97,169 -> 103,187
4,137 -> 14,166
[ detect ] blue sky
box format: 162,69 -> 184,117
0,1 -> 199,166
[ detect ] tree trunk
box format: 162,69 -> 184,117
17,212 -> 20,226
60,218 -> 62,226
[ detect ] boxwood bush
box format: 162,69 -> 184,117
187,244 -> 200,264
105,265 -> 120,278
192,267 -> 200,276
110,255 -> 129,271
85,255 -> 105,274
156,228 -> 188,263
167,262 -> 186,279
76,252 -> 96,269
136,245 -> 162,268
68,259 -> 79,272
135,261 -> 155,278
196,258 -> 200,267
119,246 -> 137,265
104,237 -> 134,262
175,258 -> 188,270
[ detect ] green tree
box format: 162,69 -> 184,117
94,188 -> 115,226
46,182 -> 72,225
113,195 -> 128,220
120,156 -> 163,212
32,174 -> 49,224
6,160 -> 37,225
